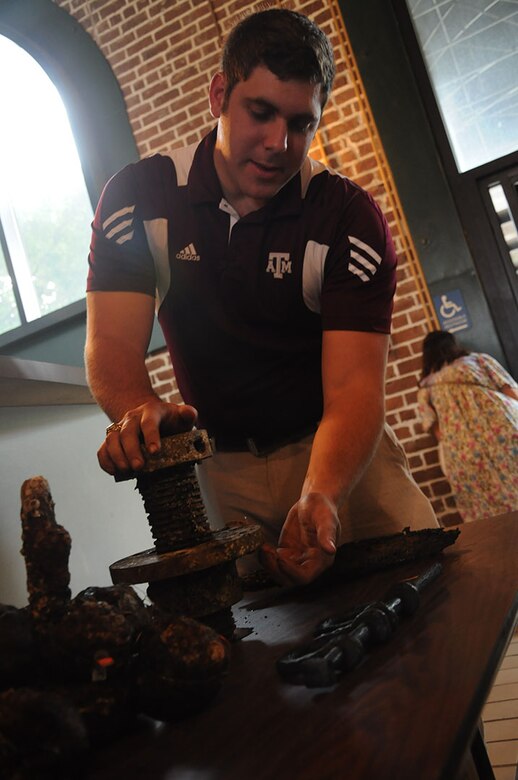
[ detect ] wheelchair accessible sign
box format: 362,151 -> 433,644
433,289 -> 471,333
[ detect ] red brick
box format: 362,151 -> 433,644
397,355 -> 423,376
162,2 -> 195,24
114,56 -> 143,78
126,35 -> 154,58
120,12 -> 150,35
431,480 -> 454,497
386,374 -> 418,396
424,449 -> 440,466
145,357 -> 166,372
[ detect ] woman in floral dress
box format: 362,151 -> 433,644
417,330 -> 518,522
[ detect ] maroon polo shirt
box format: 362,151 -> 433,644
87,128 -> 397,439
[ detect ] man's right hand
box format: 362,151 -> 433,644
98,400 -> 198,476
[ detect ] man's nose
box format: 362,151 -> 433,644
264,118 -> 288,152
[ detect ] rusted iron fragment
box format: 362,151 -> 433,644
135,615 -> 230,721
110,431 -> 263,635
20,476 -> 71,619
111,524 -> 264,583
114,429 -> 212,481
114,430 -> 214,553
319,526 -> 461,585
0,474 -> 235,777
138,465 -> 213,552
241,527 -> 461,591
35,584 -> 151,684
147,560 -> 243,618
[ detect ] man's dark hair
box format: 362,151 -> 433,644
420,330 -> 470,379
221,8 -> 336,108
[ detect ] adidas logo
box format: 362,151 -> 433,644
175,243 -> 200,262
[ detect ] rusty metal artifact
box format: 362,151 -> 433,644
0,475 -> 232,779
318,526 -> 460,584
241,526 -> 461,592
20,476 -> 71,620
110,429 -> 262,637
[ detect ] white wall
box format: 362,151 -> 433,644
0,404 -> 153,608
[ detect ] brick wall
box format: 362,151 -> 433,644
58,0 -> 461,525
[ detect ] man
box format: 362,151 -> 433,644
85,8 -> 437,587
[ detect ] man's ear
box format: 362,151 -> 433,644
209,72 -> 226,118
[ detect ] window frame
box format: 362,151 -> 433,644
0,0 -> 138,350
391,0 -> 518,376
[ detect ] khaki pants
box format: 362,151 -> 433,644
197,423 -> 438,570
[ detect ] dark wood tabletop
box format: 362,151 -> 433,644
87,513 -> 518,780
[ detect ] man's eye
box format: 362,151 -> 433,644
291,120 -> 312,134
250,110 -> 271,122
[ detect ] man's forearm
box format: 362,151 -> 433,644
302,392 -> 385,509
307,330 -> 389,511
85,336 -> 160,422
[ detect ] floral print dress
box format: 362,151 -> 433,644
417,353 -> 518,522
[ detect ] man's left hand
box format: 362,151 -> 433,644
260,493 -> 339,585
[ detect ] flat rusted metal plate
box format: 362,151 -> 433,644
110,524 -> 263,584
114,429 -> 212,482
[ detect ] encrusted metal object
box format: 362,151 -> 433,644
1,475 -> 232,776
115,430 -> 213,554
110,429 -> 263,636
319,526 -> 460,584
123,429 -> 212,473
241,527 -> 461,591
20,476 -> 72,620
110,525 -> 263,582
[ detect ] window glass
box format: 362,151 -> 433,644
0,240 -> 21,333
406,0 -> 518,172
0,34 -> 93,336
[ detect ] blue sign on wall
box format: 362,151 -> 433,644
433,289 -> 471,333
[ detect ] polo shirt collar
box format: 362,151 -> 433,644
188,127 -> 303,220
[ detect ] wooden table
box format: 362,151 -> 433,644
87,513 -> 518,780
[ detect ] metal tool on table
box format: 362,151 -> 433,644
277,562 -> 443,688
109,429 -> 263,639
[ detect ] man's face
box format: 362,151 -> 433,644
210,65 -> 323,217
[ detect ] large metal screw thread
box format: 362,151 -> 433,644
110,430 -> 263,639
136,463 -> 213,555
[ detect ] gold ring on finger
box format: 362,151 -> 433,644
106,421 -> 124,436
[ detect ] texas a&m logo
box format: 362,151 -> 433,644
266,252 -> 292,279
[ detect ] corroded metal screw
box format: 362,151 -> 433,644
110,430 -> 262,638
133,431 -> 213,554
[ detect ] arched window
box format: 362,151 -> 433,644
0,0 -> 138,359
0,34 -> 93,336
